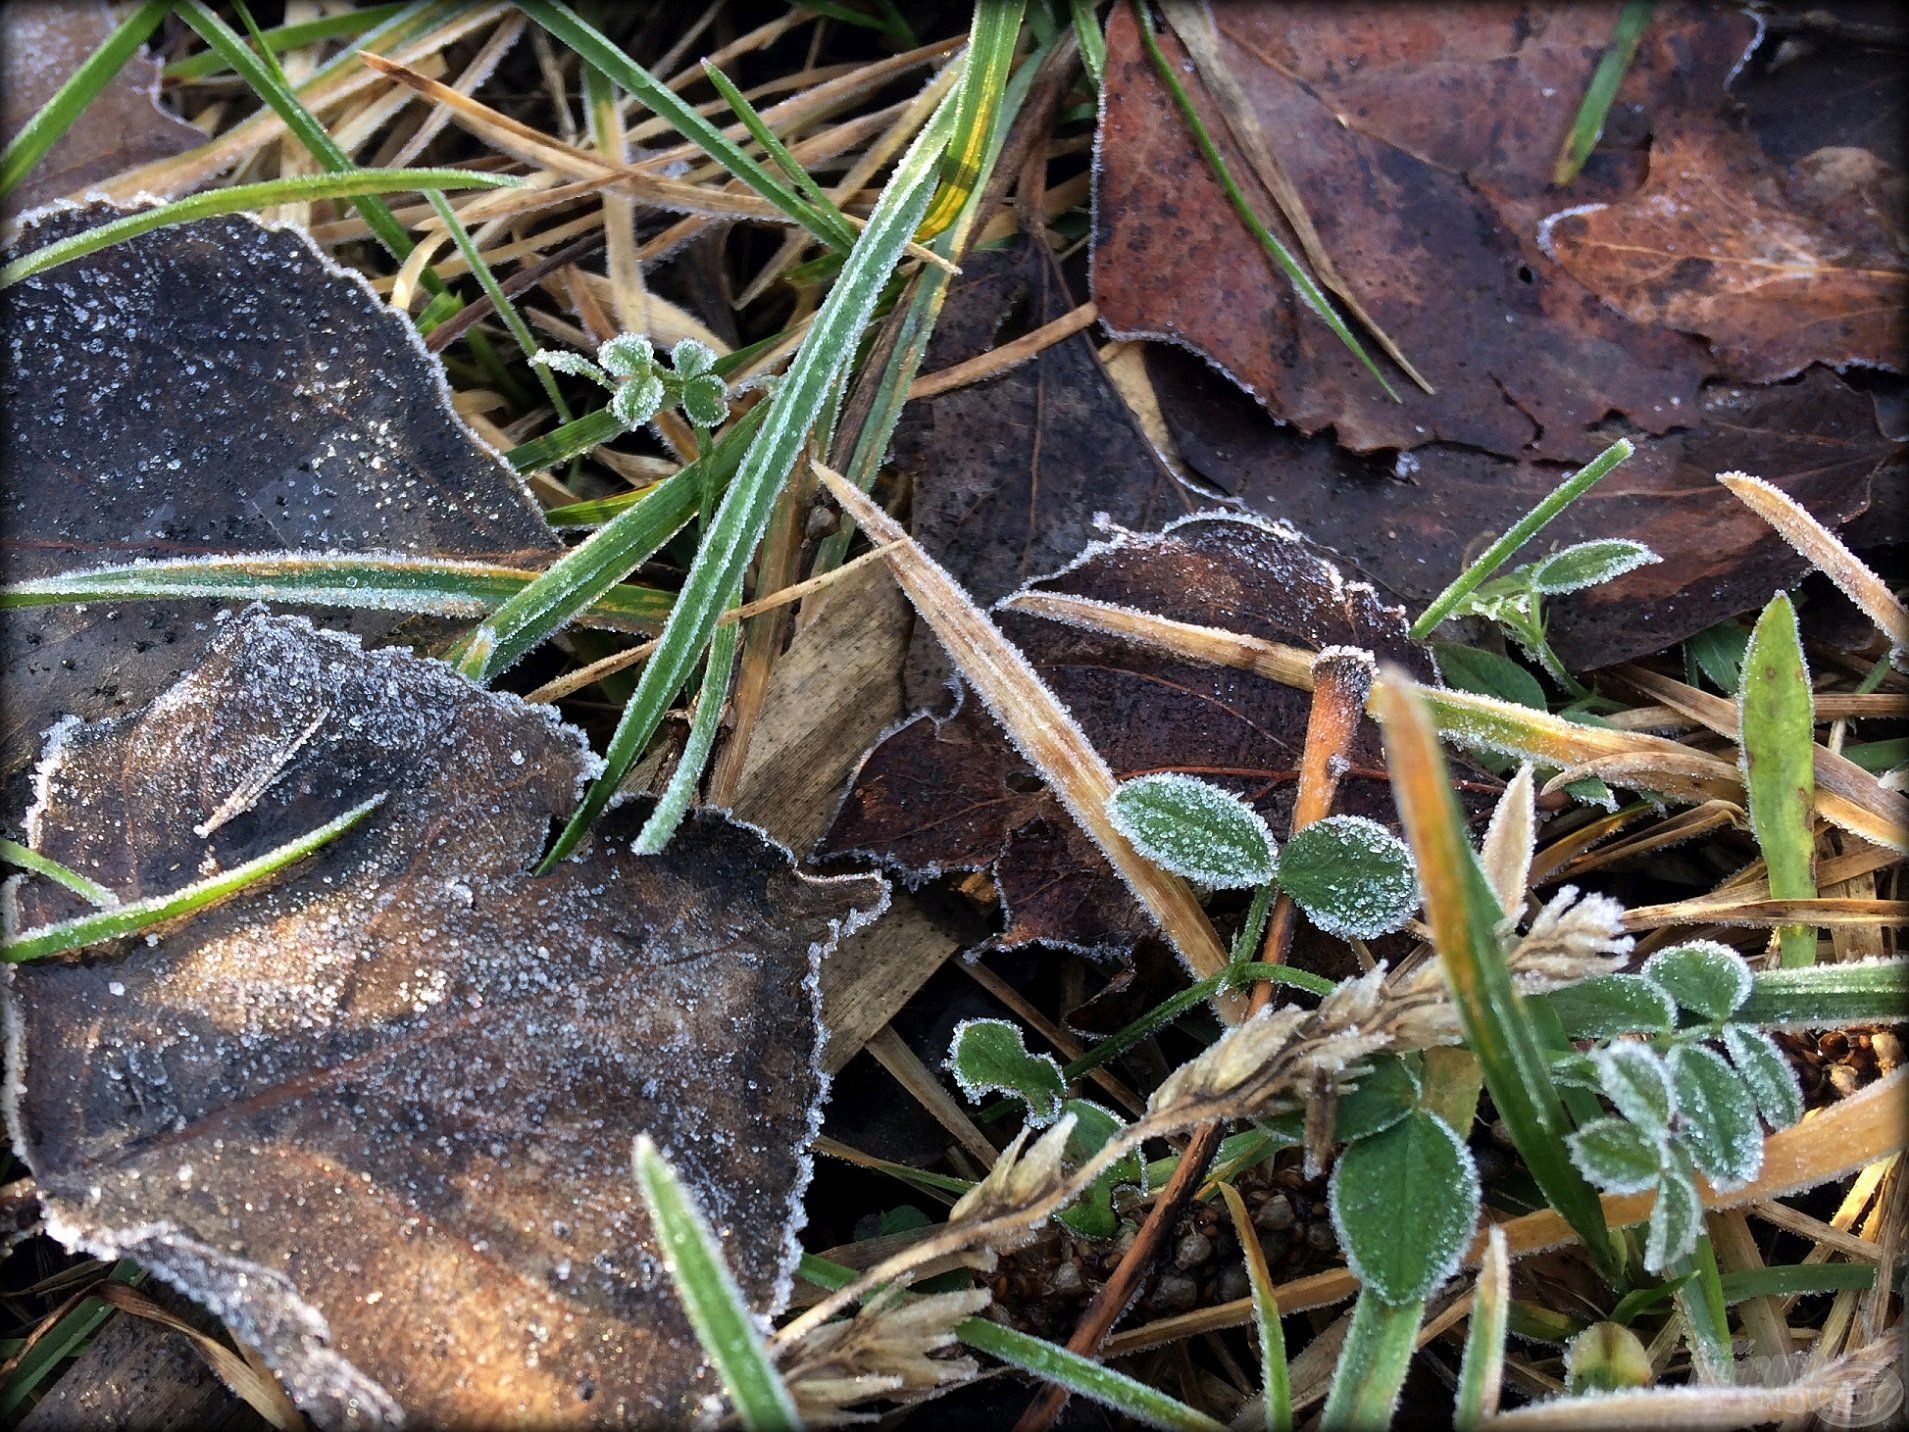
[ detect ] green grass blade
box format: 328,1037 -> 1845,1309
0,0 -> 173,201
633,1137 -> 798,1431
517,0 -> 849,253
1135,4 -> 1398,402
460,400 -> 771,677
1553,2 -> 1654,186
631,585 -> 742,853
1741,593 -> 1818,966
0,1263 -> 142,1423
1410,438 -> 1634,638
0,839 -> 117,910
1674,1234 -> 1732,1380
1729,958 -> 1907,1030
536,94 -> 956,868
960,1317 -> 1226,1431
174,1 -> 436,274
2,554 -> 670,627
164,3 -> 411,80
1320,1289 -> 1422,1430
507,408 -> 629,478
702,60 -> 858,246
3,799 -> 381,963
1070,0 -> 1108,87
810,27 -> 1045,576
1378,677 -> 1623,1287
0,169 -> 513,288
424,190 -> 571,421
916,0 -> 1027,241
1722,1263 -> 1873,1302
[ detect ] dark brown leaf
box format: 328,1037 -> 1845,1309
889,236 -> 1196,703
1540,123 -> 1908,381
7,613 -> 886,1428
823,514 -> 1434,953
0,208 -> 556,796
0,0 -> 200,218
1149,347 -> 1908,670
1091,3 -> 1741,458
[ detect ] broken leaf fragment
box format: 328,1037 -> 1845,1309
5,613 -> 885,1429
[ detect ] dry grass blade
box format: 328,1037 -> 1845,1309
1619,896 -> 1908,932
1006,590 -> 1906,849
907,300 -> 1099,399
1719,471 -> 1909,660
1620,665 -> 1908,853
814,462 -> 1232,983
91,1283 -> 304,1432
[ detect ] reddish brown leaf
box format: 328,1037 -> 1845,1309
823,514 -> 1435,953
1149,347 -> 1907,671
1091,3 -> 1737,458
0,208 -> 556,795
0,1 -> 199,217
1541,123 -> 1909,381
7,613 -> 885,1428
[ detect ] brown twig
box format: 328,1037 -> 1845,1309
1011,649 -> 1377,1432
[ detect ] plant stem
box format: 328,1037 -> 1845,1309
1410,438 -> 1634,639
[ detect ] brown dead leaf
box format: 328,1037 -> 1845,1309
0,207 -> 557,795
7,613 -> 885,1428
1149,347 -> 1907,670
888,235 -> 1196,703
822,513 -> 1436,954
0,1 -> 200,218
1541,122 -> 1908,381
1091,2 -> 1740,458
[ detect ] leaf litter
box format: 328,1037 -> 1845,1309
6,611 -> 885,1428
0,204 -> 556,798
823,512 -> 1440,955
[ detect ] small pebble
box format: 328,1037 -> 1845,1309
1256,1193 -> 1295,1231
1173,1232 -> 1213,1270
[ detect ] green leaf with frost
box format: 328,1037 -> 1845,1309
1107,773 -> 1276,888
947,1019 -> 1065,1125
1275,815 -> 1419,938
1644,941 -> 1752,1021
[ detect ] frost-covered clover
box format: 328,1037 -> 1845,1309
1557,940 -> 1803,1272
1107,773 -> 1419,938
532,334 -> 729,430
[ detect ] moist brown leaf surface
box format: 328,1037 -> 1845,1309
1150,349 -> 1907,671
0,1 -> 200,217
1541,124 -> 1909,382
6,613 -> 885,1429
888,236 -> 1196,702
822,514 -> 1433,952
0,208 -> 556,794
1091,3 -> 1734,457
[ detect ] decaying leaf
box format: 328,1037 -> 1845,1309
1149,348 -> 1906,670
1541,123 -> 1908,381
1091,3 -> 1744,458
823,513 -> 1435,953
6,613 -> 886,1428
0,206 -> 557,794
0,1 -> 200,218
888,235 -> 1195,703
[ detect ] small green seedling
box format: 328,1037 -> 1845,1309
534,335 -> 731,431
